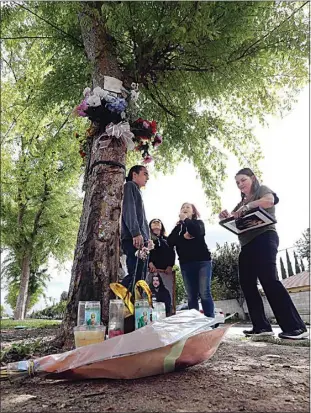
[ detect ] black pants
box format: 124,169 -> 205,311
239,231 -> 305,332
121,239 -> 147,290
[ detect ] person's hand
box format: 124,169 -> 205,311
149,262 -> 157,273
147,239 -> 154,250
219,209 -> 231,220
179,212 -> 187,221
184,231 -> 194,240
133,235 -> 143,249
165,266 -> 173,274
232,205 -> 249,219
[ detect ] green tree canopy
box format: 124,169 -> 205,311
2,1 -> 309,210
1,28 -> 84,319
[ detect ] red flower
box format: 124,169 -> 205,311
150,120 -> 157,134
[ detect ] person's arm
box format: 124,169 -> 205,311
122,183 -> 141,237
233,186 -> 275,218
184,219 -> 205,237
247,194 -> 274,210
167,224 -> 181,247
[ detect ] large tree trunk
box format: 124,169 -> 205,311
60,2 -> 126,347
14,254 -> 30,320
23,292 -> 31,319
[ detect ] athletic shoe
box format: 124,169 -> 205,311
243,328 -> 274,337
278,329 -> 309,340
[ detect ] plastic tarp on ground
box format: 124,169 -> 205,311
6,310 -> 229,381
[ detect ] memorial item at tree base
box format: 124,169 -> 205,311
108,299 -> 125,339
1,310 -> 229,382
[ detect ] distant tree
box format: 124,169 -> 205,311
212,242 -> 246,318
295,228 -> 310,267
293,251 -> 301,274
173,265 -> 186,305
60,291 -> 69,302
0,305 -> 7,318
300,258 -> 305,272
280,257 -> 287,280
286,249 -> 294,277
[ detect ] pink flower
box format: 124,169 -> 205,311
74,99 -> 88,117
143,155 -> 153,164
153,133 -> 162,147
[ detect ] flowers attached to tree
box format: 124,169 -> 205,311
73,80 -> 163,163
131,118 -> 163,163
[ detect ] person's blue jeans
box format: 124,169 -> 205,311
121,239 -> 147,290
180,260 -> 214,317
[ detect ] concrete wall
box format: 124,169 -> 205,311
214,290 -> 310,323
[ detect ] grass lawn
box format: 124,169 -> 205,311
0,318 -> 61,329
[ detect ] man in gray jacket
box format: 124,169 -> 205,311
121,165 -> 150,288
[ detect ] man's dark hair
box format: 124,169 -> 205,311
126,165 -> 145,182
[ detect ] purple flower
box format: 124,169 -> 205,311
106,97 -> 128,113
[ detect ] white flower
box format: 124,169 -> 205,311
87,95 -> 101,107
121,111 -> 126,119
93,87 -> 105,98
131,82 -> 139,91
104,93 -> 114,103
130,90 -> 139,102
83,87 -> 91,97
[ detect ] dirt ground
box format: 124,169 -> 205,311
1,326 -> 309,413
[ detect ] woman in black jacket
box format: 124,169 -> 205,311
149,274 -> 172,316
148,219 -> 175,274
167,202 -> 214,318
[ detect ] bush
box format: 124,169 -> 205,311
30,301 -> 66,320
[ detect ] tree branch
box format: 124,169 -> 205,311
227,1 -> 309,63
2,36 -> 63,40
144,84 -> 177,118
12,1 -> 84,48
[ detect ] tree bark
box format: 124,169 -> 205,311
14,254 -> 31,320
59,2 -> 127,347
24,292 -> 31,319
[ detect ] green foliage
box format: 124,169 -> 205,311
0,339 -> 43,363
1,15 -> 85,313
0,305 -> 7,318
212,242 -> 243,305
2,1 -> 309,212
295,228 -> 310,267
286,249 -> 294,277
30,301 -> 67,320
280,257 -> 287,280
60,291 -> 68,302
2,252 -> 50,314
173,265 -> 186,305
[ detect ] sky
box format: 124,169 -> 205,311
1,87 -> 309,314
